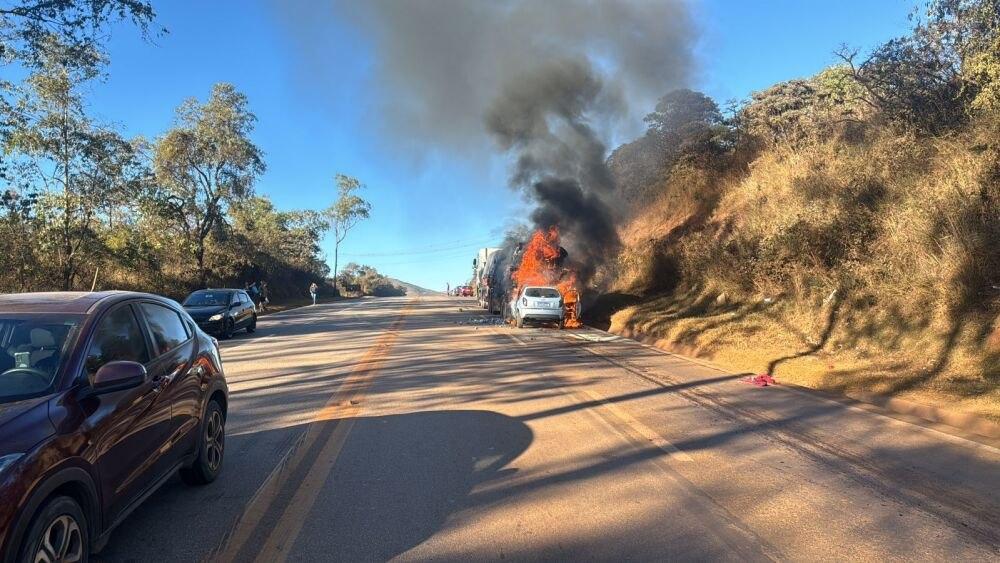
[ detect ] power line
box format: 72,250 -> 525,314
351,248 -> 478,266
340,236 -> 497,258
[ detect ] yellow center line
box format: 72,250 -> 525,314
210,300 -> 416,563
252,329 -> 400,562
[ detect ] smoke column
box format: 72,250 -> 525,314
321,0 -> 695,285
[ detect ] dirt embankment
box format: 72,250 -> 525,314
597,130 -> 1000,423
604,290 -> 999,424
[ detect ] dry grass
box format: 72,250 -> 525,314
606,123 -> 1000,422
609,289 -> 1000,422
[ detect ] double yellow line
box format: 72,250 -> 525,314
211,302 -> 414,562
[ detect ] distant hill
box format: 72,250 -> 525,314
387,278 -> 441,296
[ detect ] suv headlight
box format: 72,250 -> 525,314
0,453 -> 24,476
208,313 -> 223,322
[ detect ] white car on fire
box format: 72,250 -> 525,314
511,286 -> 565,329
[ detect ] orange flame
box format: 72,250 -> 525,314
512,227 -> 582,328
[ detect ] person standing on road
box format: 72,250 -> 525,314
259,281 -> 270,312
309,282 -> 318,306
248,281 -> 261,312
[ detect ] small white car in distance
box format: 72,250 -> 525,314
511,286 -> 564,329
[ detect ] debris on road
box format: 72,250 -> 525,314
457,316 -> 506,326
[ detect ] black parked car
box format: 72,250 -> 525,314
181,289 -> 257,339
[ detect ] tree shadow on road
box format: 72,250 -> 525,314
97,410 -> 533,562
294,410 -> 532,561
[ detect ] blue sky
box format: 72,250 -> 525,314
89,0 -> 917,292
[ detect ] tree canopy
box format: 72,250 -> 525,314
327,173 -> 372,294
153,83 -> 266,287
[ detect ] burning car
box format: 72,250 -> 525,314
510,286 -> 564,328
490,227 -> 583,329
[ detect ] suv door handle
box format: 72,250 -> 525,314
152,376 -> 167,392
152,366 -> 182,390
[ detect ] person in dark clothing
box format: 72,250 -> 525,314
259,281 -> 270,312
247,282 -> 261,312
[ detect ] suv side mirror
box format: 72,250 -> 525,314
92,361 -> 147,392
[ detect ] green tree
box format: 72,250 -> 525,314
965,36 -> 1000,113
833,0 -> 1000,133
0,0 -> 156,69
6,39 -> 142,289
928,0 -> 1000,114
643,89 -> 723,141
835,34 -> 967,134
227,196 -> 331,295
0,1 -> 157,182
337,262 -> 404,297
0,188 -> 38,291
153,83 -> 265,288
738,79 -> 823,145
326,174 -> 371,295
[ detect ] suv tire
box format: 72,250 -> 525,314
19,495 -> 89,563
180,400 -> 225,486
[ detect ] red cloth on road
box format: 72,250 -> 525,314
743,373 -> 776,386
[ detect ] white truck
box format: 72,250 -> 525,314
472,247 -> 500,308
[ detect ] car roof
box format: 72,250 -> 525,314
0,291 -> 171,314
191,288 -> 238,293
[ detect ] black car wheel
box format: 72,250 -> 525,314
221,318 -> 235,340
246,314 -> 257,334
20,495 -> 88,563
180,400 -> 225,485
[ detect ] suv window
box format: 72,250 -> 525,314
139,303 -> 190,356
85,306 -> 149,377
525,287 -> 561,298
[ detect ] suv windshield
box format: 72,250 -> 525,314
0,316 -> 79,403
525,288 -> 561,298
183,291 -> 232,307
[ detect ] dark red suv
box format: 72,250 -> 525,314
0,292 -> 229,562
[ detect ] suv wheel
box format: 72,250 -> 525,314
20,496 -> 88,563
180,400 -> 225,485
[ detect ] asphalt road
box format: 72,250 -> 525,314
95,296 -> 1000,562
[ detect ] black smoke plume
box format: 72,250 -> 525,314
485,58 -> 622,285
303,0 -> 695,286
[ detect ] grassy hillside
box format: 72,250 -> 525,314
387,278 -> 440,296
595,1 -> 1000,420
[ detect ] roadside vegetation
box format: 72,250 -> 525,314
336,263 -> 406,297
0,1 -> 370,303
599,0 -> 1000,419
